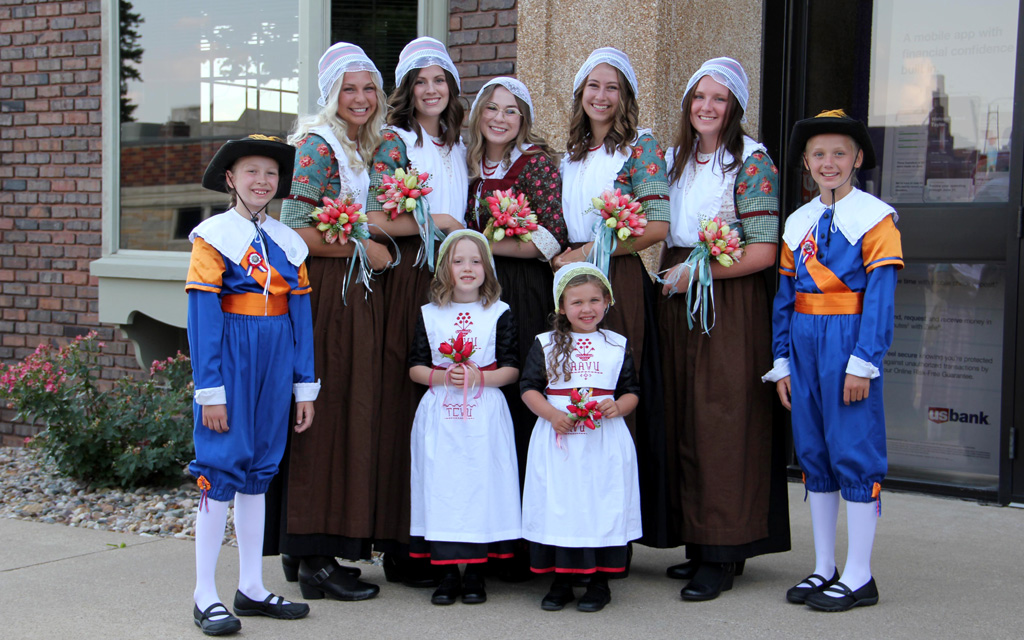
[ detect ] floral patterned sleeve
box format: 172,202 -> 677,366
280,135 -> 340,229
518,152 -> 568,249
365,130 -> 409,214
734,151 -> 780,245
614,133 -> 671,223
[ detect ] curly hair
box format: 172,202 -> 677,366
465,84 -> 558,181
565,66 -> 639,163
429,235 -> 502,308
386,67 -> 465,150
667,87 -> 747,185
546,274 -> 612,382
288,72 -> 386,169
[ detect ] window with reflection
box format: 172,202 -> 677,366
118,1 -> 299,251
801,0 -> 1017,205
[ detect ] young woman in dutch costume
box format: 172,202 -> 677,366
186,135 -> 319,635
659,57 -> 790,601
407,229 -> 522,605
463,76 -> 567,499
520,263 -> 641,613
271,42 -> 389,603
550,47 -> 670,549
363,36 -> 467,586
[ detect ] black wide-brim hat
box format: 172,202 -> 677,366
202,134 -> 295,199
788,110 -> 876,170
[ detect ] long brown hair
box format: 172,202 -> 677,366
546,274 -> 612,382
465,84 -> 557,180
668,89 -> 747,185
386,68 -> 465,149
429,235 -> 502,308
565,67 -> 639,163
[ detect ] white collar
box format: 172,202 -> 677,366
782,188 -> 896,250
189,209 -> 309,267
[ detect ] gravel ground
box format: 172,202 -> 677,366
0,446 -> 236,544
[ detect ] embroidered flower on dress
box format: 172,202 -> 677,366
294,175 -> 310,184
746,164 -> 758,176
383,131 -> 396,141
299,155 -> 313,168
374,162 -> 387,173
632,147 -> 643,159
646,164 -> 658,175
760,177 -> 773,194
388,148 -> 401,162
736,182 -> 748,195
752,151 -> 764,161
317,143 -> 330,156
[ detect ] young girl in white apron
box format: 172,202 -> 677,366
520,263 -> 641,613
408,229 -> 522,606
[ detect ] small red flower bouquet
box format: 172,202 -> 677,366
309,195 -> 369,245
482,188 -> 538,243
696,216 -> 745,267
566,387 -> 602,430
591,188 -> 647,243
438,334 -> 476,364
376,167 -> 433,221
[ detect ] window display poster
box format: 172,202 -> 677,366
883,263 -> 1003,486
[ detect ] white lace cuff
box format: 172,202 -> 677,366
293,379 -> 321,402
194,386 -> 227,406
846,355 -> 880,379
531,226 -> 561,262
761,358 -> 791,383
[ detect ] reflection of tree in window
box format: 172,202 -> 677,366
332,0 -> 417,93
120,1 -> 144,122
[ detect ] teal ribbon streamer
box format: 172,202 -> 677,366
412,197 -> 445,272
341,238 -> 372,306
586,216 -> 618,277
681,245 -> 716,334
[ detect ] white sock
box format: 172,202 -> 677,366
233,491 -> 276,602
194,497 -> 230,616
832,500 -> 877,594
807,490 -> 840,586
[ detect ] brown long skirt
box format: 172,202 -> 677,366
661,246 -> 790,557
281,255 -> 383,555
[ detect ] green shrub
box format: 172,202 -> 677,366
1,332 -> 195,488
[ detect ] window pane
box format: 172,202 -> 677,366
119,1 -> 299,251
331,0 -> 418,93
884,263 -> 1004,489
802,0 -> 1018,205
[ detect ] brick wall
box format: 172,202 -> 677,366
448,0 -> 518,99
0,0 -> 139,446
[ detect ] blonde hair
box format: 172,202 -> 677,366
547,274 -> 612,382
565,66 -> 639,163
429,235 -> 502,307
465,84 -> 557,180
288,72 -> 386,168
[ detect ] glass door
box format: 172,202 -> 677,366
767,0 -> 1023,501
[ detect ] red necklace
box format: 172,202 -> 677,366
432,138 -> 445,148
588,143 -> 603,152
482,159 -> 500,177
694,152 -> 712,165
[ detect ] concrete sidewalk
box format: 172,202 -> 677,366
2,484 -> 1021,639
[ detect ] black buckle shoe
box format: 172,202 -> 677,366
461,573 -> 487,604
298,562 -> 380,601
541,579 -> 576,611
430,572 -> 461,606
681,562 -> 736,602
576,579 -> 611,612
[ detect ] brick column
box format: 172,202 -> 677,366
0,0 -> 137,445
448,0 -> 518,103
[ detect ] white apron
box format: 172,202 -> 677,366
560,130 -> 651,244
409,300 -> 521,543
387,126 -> 469,225
521,330 -> 642,548
309,125 -> 370,208
665,135 -> 765,248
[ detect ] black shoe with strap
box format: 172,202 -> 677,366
576,576 -> 611,612
193,602 -> 241,636
298,560 -> 379,601
681,561 -> 736,602
804,577 -> 879,612
786,568 -> 839,604
430,569 -> 462,606
232,590 -> 309,620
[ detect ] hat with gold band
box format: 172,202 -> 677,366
202,134 -> 296,199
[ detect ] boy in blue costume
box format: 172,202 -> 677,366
187,135 -> 320,635
763,111 -> 903,612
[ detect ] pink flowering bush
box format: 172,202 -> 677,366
0,332 -> 195,488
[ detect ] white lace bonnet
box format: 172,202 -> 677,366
682,57 -> 749,120
572,47 -> 639,98
470,77 -> 535,122
316,42 -> 382,108
395,37 -> 461,92
552,263 -> 615,312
